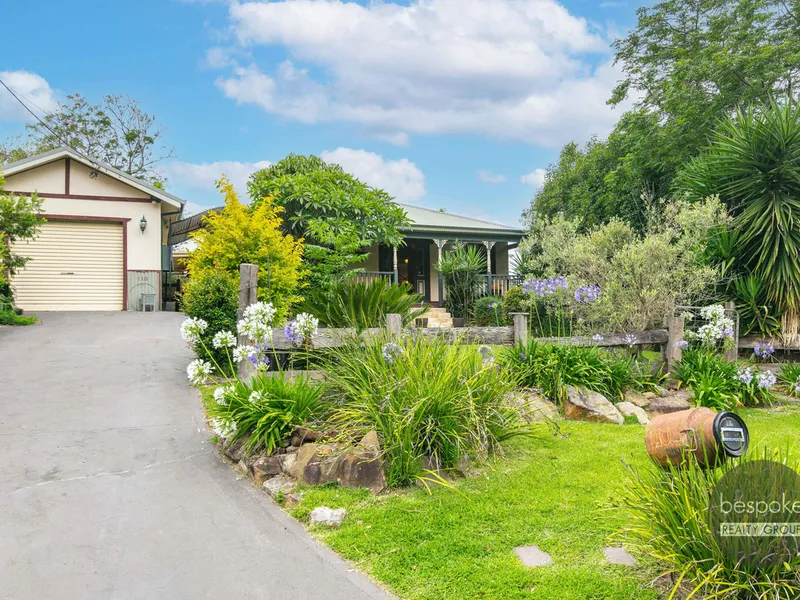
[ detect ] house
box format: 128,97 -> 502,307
3,147 -> 186,311
168,202 -> 524,306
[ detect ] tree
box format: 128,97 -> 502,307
187,177 -> 305,323
247,154 -> 409,290
3,94 -> 173,184
677,100 -> 800,342
529,0 -> 800,231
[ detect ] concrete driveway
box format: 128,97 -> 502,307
0,312 -> 389,600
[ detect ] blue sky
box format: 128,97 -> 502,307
0,0 -> 641,226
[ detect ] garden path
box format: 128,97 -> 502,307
0,312 -> 389,600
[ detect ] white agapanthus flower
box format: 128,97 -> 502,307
233,344 -> 257,363
187,359 -> 214,385
248,391 -> 263,404
286,312 -> 319,345
213,386 -> 233,406
180,317 -> 208,345
211,417 -> 237,439
212,330 -> 237,349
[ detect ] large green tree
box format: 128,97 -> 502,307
529,0 -> 800,231
2,94 -> 174,184
247,154 -> 409,290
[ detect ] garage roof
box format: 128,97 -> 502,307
2,146 -> 186,210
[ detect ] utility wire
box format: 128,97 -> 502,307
0,76 -> 102,171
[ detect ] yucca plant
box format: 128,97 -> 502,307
613,447 -> 800,599
294,278 -> 425,331
437,243 -> 485,319
678,100 -> 800,344
778,362 -> 800,397
321,334 -> 529,487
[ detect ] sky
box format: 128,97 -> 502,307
0,0 -> 642,227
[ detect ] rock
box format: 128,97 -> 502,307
252,456 -> 282,485
452,454 -> 474,478
623,390 -> 650,409
616,402 -> 650,425
514,545 -> 553,567
280,453 -> 297,475
223,436 -> 249,463
604,547 -> 636,566
509,389 -> 560,424
262,474 -> 296,499
284,492 -> 303,508
237,458 -> 254,476
292,426 -> 324,445
642,392 -> 657,400
359,430 -> 381,453
290,442 -> 386,495
647,392 -> 692,417
564,386 -> 624,425
309,506 -> 347,527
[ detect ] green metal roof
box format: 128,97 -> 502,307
399,204 -> 523,242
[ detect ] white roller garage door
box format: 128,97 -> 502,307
12,220 -> 124,311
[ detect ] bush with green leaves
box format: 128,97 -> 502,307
778,363 -> 800,398
500,286 -> 525,324
208,373 -> 324,456
674,348 -> 776,409
322,334 -> 529,487
614,447 -> 800,599
293,278 -> 424,331
436,243 -> 485,319
180,272 -> 238,373
499,340 -> 658,405
471,295 -> 505,326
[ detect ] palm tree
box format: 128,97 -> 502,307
678,100 -> 800,343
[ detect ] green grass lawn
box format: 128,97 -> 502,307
284,406 -> 800,600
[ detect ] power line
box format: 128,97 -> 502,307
0,77 -> 101,171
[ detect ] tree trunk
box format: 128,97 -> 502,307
782,309 -> 800,348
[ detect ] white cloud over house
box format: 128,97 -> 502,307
320,148 -> 427,203
0,70 -> 59,123
212,0 -> 630,147
162,159 -> 271,199
521,168 -> 548,188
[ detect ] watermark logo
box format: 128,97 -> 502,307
709,460 -> 800,569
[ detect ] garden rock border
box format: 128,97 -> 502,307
564,386 -> 624,425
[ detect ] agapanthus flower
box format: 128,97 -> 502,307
756,370 -> 776,389
180,317 -> 208,345
792,376 -> 800,394
519,352 -> 527,361
247,344 -> 271,369
574,285 -> 602,303
237,302 -> 277,344
284,322 -> 304,345
382,342 -> 403,363
187,359 -> 214,385
212,330 -> 237,349
213,386 -> 232,406
285,313 -> 319,346
592,334 -> 604,342
624,334 -> 638,348
753,341 -> 775,360
736,367 -> 753,386
477,345 -> 494,363
248,391 -> 263,404
700,304 -> 727,322
522,276 -> 568,297
233,344 -> 256,363
675,340 -> 689,349
211,417 -> 237,439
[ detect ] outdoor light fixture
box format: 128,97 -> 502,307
139,215 -> 147,234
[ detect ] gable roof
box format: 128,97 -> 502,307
399,203 -> 523,240
2,146 -> 185,209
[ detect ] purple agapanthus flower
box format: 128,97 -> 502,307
753,341 -> 775,359
522,276 -> 568,297
382,342 -> 403,363
247,343 -> 271,369
574,285 -> 602,303
675,340 -> 689,349
284,321 -> 304,345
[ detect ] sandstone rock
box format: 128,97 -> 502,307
280,453 -> 297,475
647,392 -> 692,417
623,390 -> 650,409
616,401 -> 650,425
262,474 -> 296,499
509,389 -> 560,424
291,426 -> 324,446
224,436 -> 249,463
564,386 -> 623,425
359,430 -> 381,453
604,547 -> 636,566
252,456 -> 282,485
309,506 -> 346,527
642,392 -> 657,400
290,442 -> 386,495
284,492 -> 303,509
514,545 -> 553,567
237,458 -> 254,476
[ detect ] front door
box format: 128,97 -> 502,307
397,241 -> 430,302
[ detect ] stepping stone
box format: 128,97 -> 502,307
514,545 -> 553,567
604,547 -> 636,566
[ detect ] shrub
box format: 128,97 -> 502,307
501,286 -> 525,324
614,448 -> 800,599
778,362 -> 800,397
471,295 -> 505,326
322,334 -> 529,487
0,310 -> 37,326
436,243 -> 485,319
187,177 -> 305,323
674,348 -> 776,409
208,373 -> 324,455
181,272 -> 238,372
294,278 -> 425,330
499,340 -> 653,404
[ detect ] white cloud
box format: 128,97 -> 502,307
0,70 -> 59,123
478,170 -> 507,184
211,0 -> 629,146
162,160 -> 271,198
320,148 -> 427,203
370,131 -> 411,147
522,168 -> 547,188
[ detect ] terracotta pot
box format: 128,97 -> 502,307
645,408 -> 749,468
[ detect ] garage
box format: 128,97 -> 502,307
12,220 -> 124,311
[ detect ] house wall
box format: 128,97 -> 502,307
495,242 -> 509,274
360,244 -> 380,271
429,242 -> 441,303
4,160 -> 65,193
